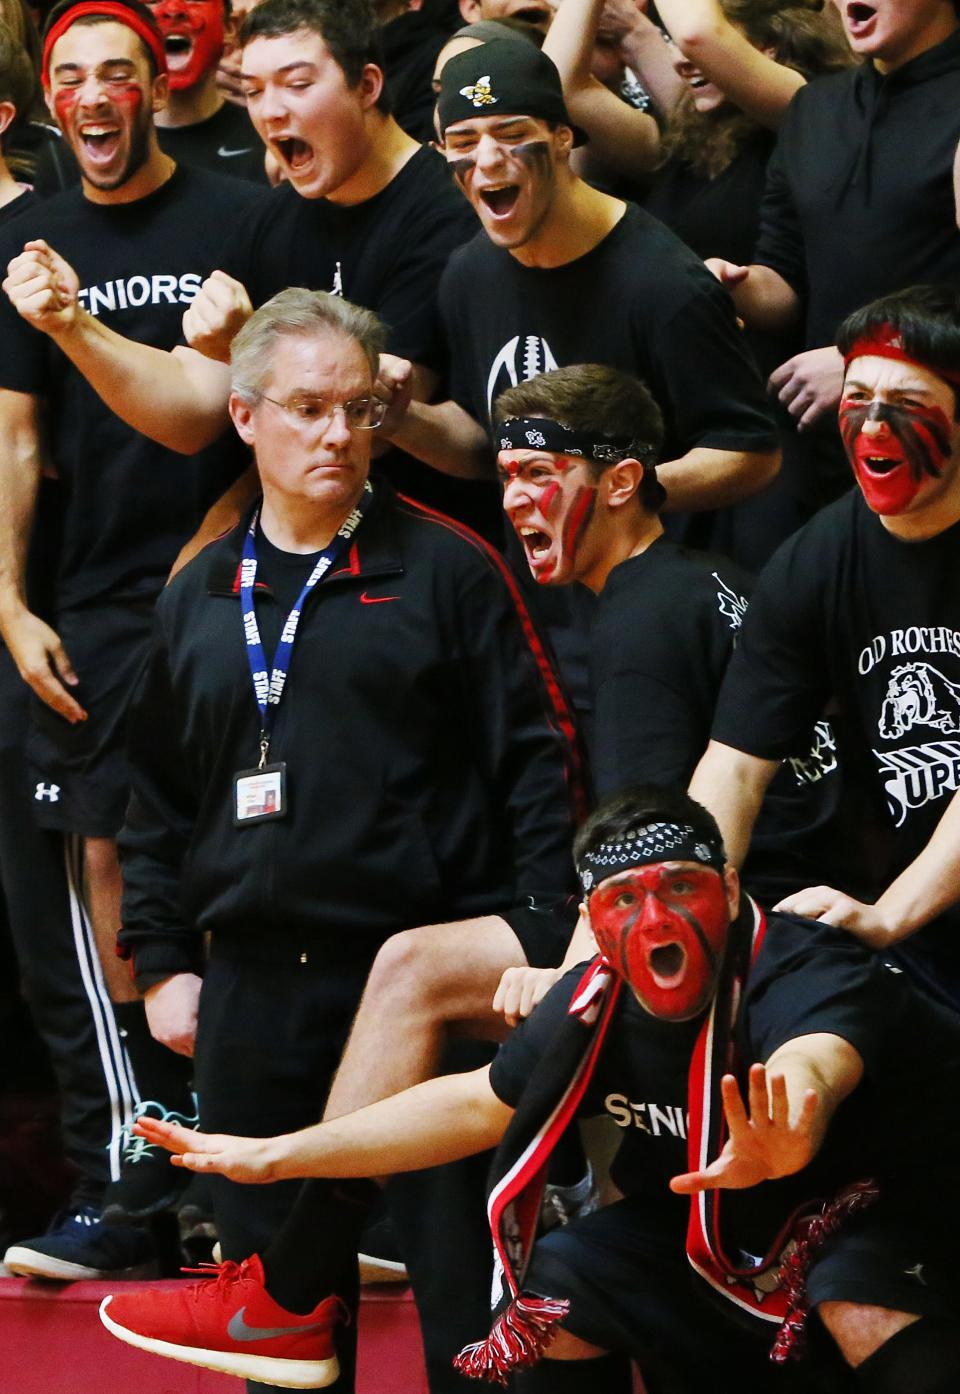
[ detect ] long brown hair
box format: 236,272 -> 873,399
661,0 -> 853,180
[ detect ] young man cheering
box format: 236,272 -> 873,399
691,283 -> 960,1009
101,784 -> 960,1394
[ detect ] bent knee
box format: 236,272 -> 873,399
818,1301 -> 919,1368
545,1328 -> 608,1361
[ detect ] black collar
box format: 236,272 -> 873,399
206,476 -> 404,598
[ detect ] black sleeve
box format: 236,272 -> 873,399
751,113 -> 808,300
375,196 -> 474,369
455,550 -> 581,902
744,912 -> 888,1075
117,603 -> 204,987
0,230 -> 49,394
489,968 -> 583,1106
711,533 -> 830,759
438,251 -> 482,420
641,274 -> 779,457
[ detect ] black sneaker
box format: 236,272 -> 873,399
177,1175 -> 219,1267
358,1214 -> 408,1285
3,1204 -> 158,1281
102,1100 -> 198,1222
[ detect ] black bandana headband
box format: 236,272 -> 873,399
577,821 -> 726,896
498,416 -> 659,469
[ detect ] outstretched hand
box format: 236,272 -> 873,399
134,1116 -> 284,1185
670,1064 -> 818,1195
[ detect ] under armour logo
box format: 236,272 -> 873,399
904,1263 -> 926,1285
34,782 -> 60,802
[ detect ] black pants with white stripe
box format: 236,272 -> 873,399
0,644 -> 135,1193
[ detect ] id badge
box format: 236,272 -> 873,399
233,761 -> 287,825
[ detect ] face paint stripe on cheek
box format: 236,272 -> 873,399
560,486 -> 596,560
538,480 -> 561,516
448,155 -> 474,188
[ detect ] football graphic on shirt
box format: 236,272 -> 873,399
486,335 -> 559,417
878,663 -> 960,741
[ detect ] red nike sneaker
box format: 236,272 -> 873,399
99,1254 -> 343,1389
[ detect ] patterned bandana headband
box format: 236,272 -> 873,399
577,821 -> 726,896
498,415 -> 659,470
843,323 -> 960,391
42,1 -> 168,87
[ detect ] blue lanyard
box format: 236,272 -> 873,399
239,482 -> 373,765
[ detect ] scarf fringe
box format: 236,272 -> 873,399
453,1294 -> 571,1385
771,1179 -> 880,1363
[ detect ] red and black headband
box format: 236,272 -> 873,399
42,1 -> 167,88
843,323 -> 960,391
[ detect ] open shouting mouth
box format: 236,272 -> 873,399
478,184 -> 520,218
274,136 -> 313,172
648,942 -> 687,989
164,32 -> 194,71
845,2 -> 877,38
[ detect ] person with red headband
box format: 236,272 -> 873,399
691,282 -> 960,1010
98,783 -> 960,1394
0,0 -> 271,1282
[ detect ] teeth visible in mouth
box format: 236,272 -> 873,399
480,185 -> 519,215
81,126 -> 119,148
864,455 -> 899,472
164,34 -> 192,54
518,526 -> 551,558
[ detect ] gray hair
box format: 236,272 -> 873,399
230,288 -> 386,402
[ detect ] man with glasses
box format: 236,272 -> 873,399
116,287 -> 580,1392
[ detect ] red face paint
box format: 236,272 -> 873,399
538,480 -> 561,515
499,450 -> 598,585
839,397 -> 953,515
153,0 -> 224,91
588,865 -> 729,1021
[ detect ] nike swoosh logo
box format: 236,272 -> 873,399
218,146 -> 253,158
360,592 -> 400,604
226,1308 -> 331,1342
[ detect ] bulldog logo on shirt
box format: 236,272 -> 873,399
878,663 -> 960,741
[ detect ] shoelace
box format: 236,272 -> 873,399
179,1259 -> 351,1326
118,1099 -> 200,1165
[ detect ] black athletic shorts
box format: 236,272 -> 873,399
26,599 -> 154,838
501,894 -> 579,969
521,1195 -> 780,1393
806,1173 -> 960,1322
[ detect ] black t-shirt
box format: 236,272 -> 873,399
590,538 -> 841,901
0,166 -> 266,611
643,136 -> 798,382
754,32 -> 960,351
252,522 -> 323,621
644,135 -> 773,268
491,910 -> 960,1248
157,103 -> 269,185
591,539 -> 754,795
220,144 -> 475,369
712,492 -> 960,983
0,187 -> 39,227
443,203 -> 777,464
491,959 -> 699,1231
